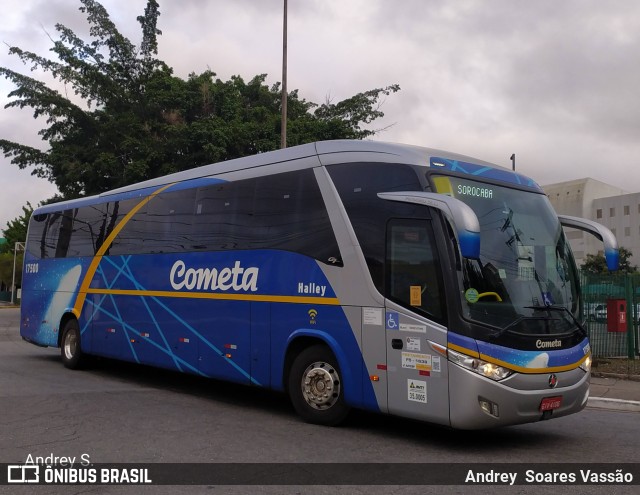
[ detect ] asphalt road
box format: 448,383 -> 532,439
1,307 -> 638,495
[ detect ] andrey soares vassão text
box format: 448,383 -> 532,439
465,468 -> 634,485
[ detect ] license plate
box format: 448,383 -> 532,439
540,396 -> 562,412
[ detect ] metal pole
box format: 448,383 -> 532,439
11,241 -> 24,305
281,0 -> 288,149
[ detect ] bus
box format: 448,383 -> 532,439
20,140 -> 619,429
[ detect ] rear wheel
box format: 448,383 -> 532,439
60,318 -> 84,369
288,345 -> 350,426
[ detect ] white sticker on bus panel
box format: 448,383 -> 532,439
363,307 -> 383,326
408,379 -> 427,403
401,352 -> 432,371
432,356 -> 442,373
399,323 -> 426,333
405,337 -> 421,351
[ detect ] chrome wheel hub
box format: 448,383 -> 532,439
63,331 -> 77,360
301,361 -> 340,410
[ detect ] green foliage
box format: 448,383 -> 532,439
0,203 -> 32,254
1,0 -> 400,200
0,252 -> 23,289
581,247 -> 637,274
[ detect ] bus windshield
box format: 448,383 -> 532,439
433,175 -> 581,335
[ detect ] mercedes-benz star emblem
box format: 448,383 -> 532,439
548,374 -> 558,388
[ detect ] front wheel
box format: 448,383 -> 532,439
287,345 -> 350,426
60,318 -> 84,369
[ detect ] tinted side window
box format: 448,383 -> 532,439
252,169 -> 342,264
41,213 -> 62,259
55,210 -> 74,258
144,189 -> 197,253
193,180 -> 256,251
63,204 -> 107,257
106,199 -> 148,256
327,163 -> 423,290
26,213 -> 48,259
25,169 -> 342,263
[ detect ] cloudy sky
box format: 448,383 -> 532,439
1,0 -> 640,232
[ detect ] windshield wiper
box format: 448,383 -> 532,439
489,305 -> 585,340
488,314 -> 548,339
524,305 -> 586,334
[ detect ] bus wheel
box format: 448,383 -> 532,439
288,345 -> 350,426
60,318 -> 84,369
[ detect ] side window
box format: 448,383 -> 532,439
60,204 -> 106,256
327,162 -> 423,290
193,179 -> 256,251
106,199 -> 148,255
144,188 -> 197,253
66,205 -> 107,257
252,169 -> 342,264
55,210 -> 74,258
26,213 -> 48,259
386,219 -> 446,324
41,213 -> 62,259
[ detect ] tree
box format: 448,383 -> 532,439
0,203 -> 31,291
0,203 -> 32,254
581,247 -> 637,274
1,0 -> 399,200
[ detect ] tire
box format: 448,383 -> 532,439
60,318 -> 84,369
287,344 -> 350,426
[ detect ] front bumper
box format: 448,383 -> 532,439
448,363 -> 590,429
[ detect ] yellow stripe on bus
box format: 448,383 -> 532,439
447,343 -> 589,374
85,288 -> 341,306
477,352 -> 590,374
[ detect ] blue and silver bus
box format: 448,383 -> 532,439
20,140 -> 618,429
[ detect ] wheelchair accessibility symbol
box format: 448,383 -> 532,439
386,311 -> 399,330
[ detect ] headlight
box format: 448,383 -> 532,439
579,355 -> 592,373
448,348 -> 513,381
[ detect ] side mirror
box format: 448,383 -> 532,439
558,215 -> 619,271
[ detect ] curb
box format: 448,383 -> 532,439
591,372 -> 640,382
587,397 -> 640,413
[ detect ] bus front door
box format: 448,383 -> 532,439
384,218 -> 450,425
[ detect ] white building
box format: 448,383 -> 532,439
542,178 -> 640,268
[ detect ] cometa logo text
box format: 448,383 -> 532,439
536,339 -> 562,349
170,260 -> 259,291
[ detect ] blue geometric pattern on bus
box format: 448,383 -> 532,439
21,249 -> 375,408
85,254 -> 259,384
430,157 -> 542,192
90,250 -> 337,298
